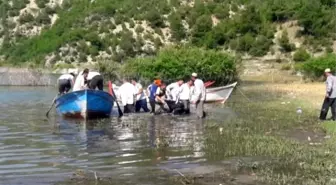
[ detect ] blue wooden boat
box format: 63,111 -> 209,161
55,90 -> 114,119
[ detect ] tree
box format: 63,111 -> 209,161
169,13 -> 186,41
279,30 -> 295,52
145,9 -> 165,28
191,15 -> 212,46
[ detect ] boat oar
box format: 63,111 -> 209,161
108,81 -> 123,117
46,95 -> 58,117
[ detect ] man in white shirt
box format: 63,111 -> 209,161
191,72 -> 206,118
57,72 -> 75,95
87,71 -> 104,90
131,78 -> 149,112
118,78 -> 136,113
176,80 -> 193,114
166,80 -> 184,101
165,80 -> 184,113
73,68 -> 89,92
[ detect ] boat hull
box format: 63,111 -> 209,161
205,82 -> 237,103
55,90 -> 114,119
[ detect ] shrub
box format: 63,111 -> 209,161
145,9 -> 165,28
135,25 -> 144,33
36,11 -> 51,24
35,0 -> 48,8
122,46 -> 238,85
300,54 -> 336,79
129,19 -> 135,28
326,46 -> 333,53
279,30 -> 295,52
45,6 -> 57,14
18,13 -> 34,24
281,63 -> 291,70
293,48 -> 310,62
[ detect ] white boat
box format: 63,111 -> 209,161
205,82 -> 237,104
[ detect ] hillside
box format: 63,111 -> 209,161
0,0 -> 335,68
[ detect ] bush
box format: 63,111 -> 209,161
279,30 -> 295,52
281,63 -> 291,70
36,11 -> 51,24
18,13 -> 34,24
300,54 -> 336,79
293,48 -> 310,62
35,0 -> 48,8
122,46 -> 238,85
135,25 -> 144,33
145,9 -> 165,28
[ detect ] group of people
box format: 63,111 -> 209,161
57,69 -> 206,118
57,68 -> 104,95
118,73 -> 206,118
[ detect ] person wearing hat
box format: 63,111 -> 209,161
191,72 -> 206,118
154,81 -> 169,114
320,68 -> 336,121
147,79 -> 161,113
57,70 -> 76,95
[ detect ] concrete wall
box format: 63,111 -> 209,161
0,67 -> 59,86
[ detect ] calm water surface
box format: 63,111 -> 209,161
0,87 -> 236,185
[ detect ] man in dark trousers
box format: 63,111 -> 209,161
319,68 -> 336,121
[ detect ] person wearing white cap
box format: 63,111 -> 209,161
319,68 -> 336,121
57,70 -> 76,95
191,72 -> 206,118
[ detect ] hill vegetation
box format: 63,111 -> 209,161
0,0 -> 335,79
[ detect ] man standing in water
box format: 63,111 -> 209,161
191,73 -> 206,119
132,78 -> 150,113
119,78 -> 136,113
320,68 -> 336,121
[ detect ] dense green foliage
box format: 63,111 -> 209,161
293,48 -> 310,62
299,54 -> 336,78
122,46 -> 238,85
0,0 -> 335,65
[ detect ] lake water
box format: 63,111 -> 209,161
0,86 -> 237,185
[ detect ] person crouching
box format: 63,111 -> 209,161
57,72 -> 75,95
155,82 -> 169,114
87,71 -> 104,90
